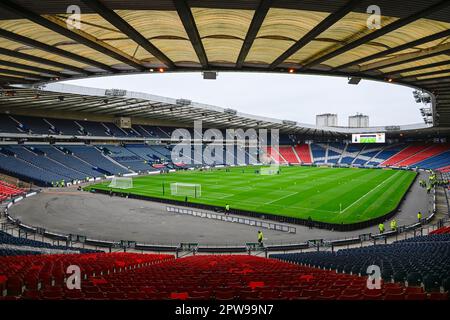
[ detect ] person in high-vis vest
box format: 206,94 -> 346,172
378,223 -> 385,234
390,219 -> 398,231
257,230 -> 264,246
225,204 -> 230,215
417,212 -> 422,222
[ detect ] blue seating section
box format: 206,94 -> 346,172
376,144 -> 406,161
99,145 -> 155,172
412,150 -> 450,169
63,145 -> 129,176
0,151 -> 67,186
0,249 -> 41,256
271,234 -> 450,290
0,115 -> 20,133
0,231 -> 99,255
34,145 -> 103,178
311,144 -> 326,162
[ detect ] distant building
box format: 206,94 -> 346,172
348,113 -> 369,128
316,113 -> 338,127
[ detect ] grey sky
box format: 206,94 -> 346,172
65,72 -> 422,127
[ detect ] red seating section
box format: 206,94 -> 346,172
263,147 -> 285,163
430,226 -> 450,235
381,144 -> 429,166
0,180 -> 24,202
1,254 -> 448,300
0,253 -> 173,299
396,144 -> 450,167
294,144 -> 312,164
0,253 -> 447,300
278,147 -> 300,164
438,165 -> 450,173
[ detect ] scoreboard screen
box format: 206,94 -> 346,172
352,133 -> 385,143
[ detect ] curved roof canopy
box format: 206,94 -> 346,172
0,0 -> 449,125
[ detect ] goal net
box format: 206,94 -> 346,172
108,177 -> 133,189
170,182 -> 201,198
260,166 -> 279,175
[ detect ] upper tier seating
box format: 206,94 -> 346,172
271,233 -> 450,294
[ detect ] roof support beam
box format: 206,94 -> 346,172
387,60 -> 450,77
299,0 -> 450,71
80,0 -> 175,69
0,28 -> 117,73
0,68 -> 50,81
270,0 -> 363,69
0,96 -> 84,109
401,68 -> 450,80
0,47 -> 89,75
174,0 -> 208,68
333,29 -> 450,71
415,75 -> 450,85
236,0 -> 273,68
37,97 -> 105,111
0,60 -> 67,78
361,44 -> 450,72
0,0 -> 145,71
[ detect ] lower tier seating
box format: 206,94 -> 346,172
0,253 -> 173,298
1,253 -> 448,300
271,233 -> 450,295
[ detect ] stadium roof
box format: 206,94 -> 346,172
0,1 -> 449,126
0,83 -> 442,137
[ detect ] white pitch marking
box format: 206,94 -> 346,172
340,171 -> 402,213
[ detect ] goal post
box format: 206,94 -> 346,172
259,166 -> 280,175
170,182 -> 201,198
108,177 -> 133,189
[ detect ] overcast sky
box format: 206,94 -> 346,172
65,72 -> 421,127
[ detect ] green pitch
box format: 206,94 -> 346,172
86,166 -> 416,224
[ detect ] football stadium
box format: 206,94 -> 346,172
0,0 -> 450,311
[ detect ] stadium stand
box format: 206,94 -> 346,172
0,254 -> 430,300
98,145 -> 154,172
381,144 -> 429,166
33,145 -> 103,178
294,144 -> 312,164
0,253 -> 172,299
278,146 -> 300,164
271,233 -> 450,296
396,144 -> 450,167
63,145 -> 129,176
0,181 -> 24,201
310,144 -> 327,164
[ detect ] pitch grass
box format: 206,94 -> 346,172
86,166 -> 417,224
